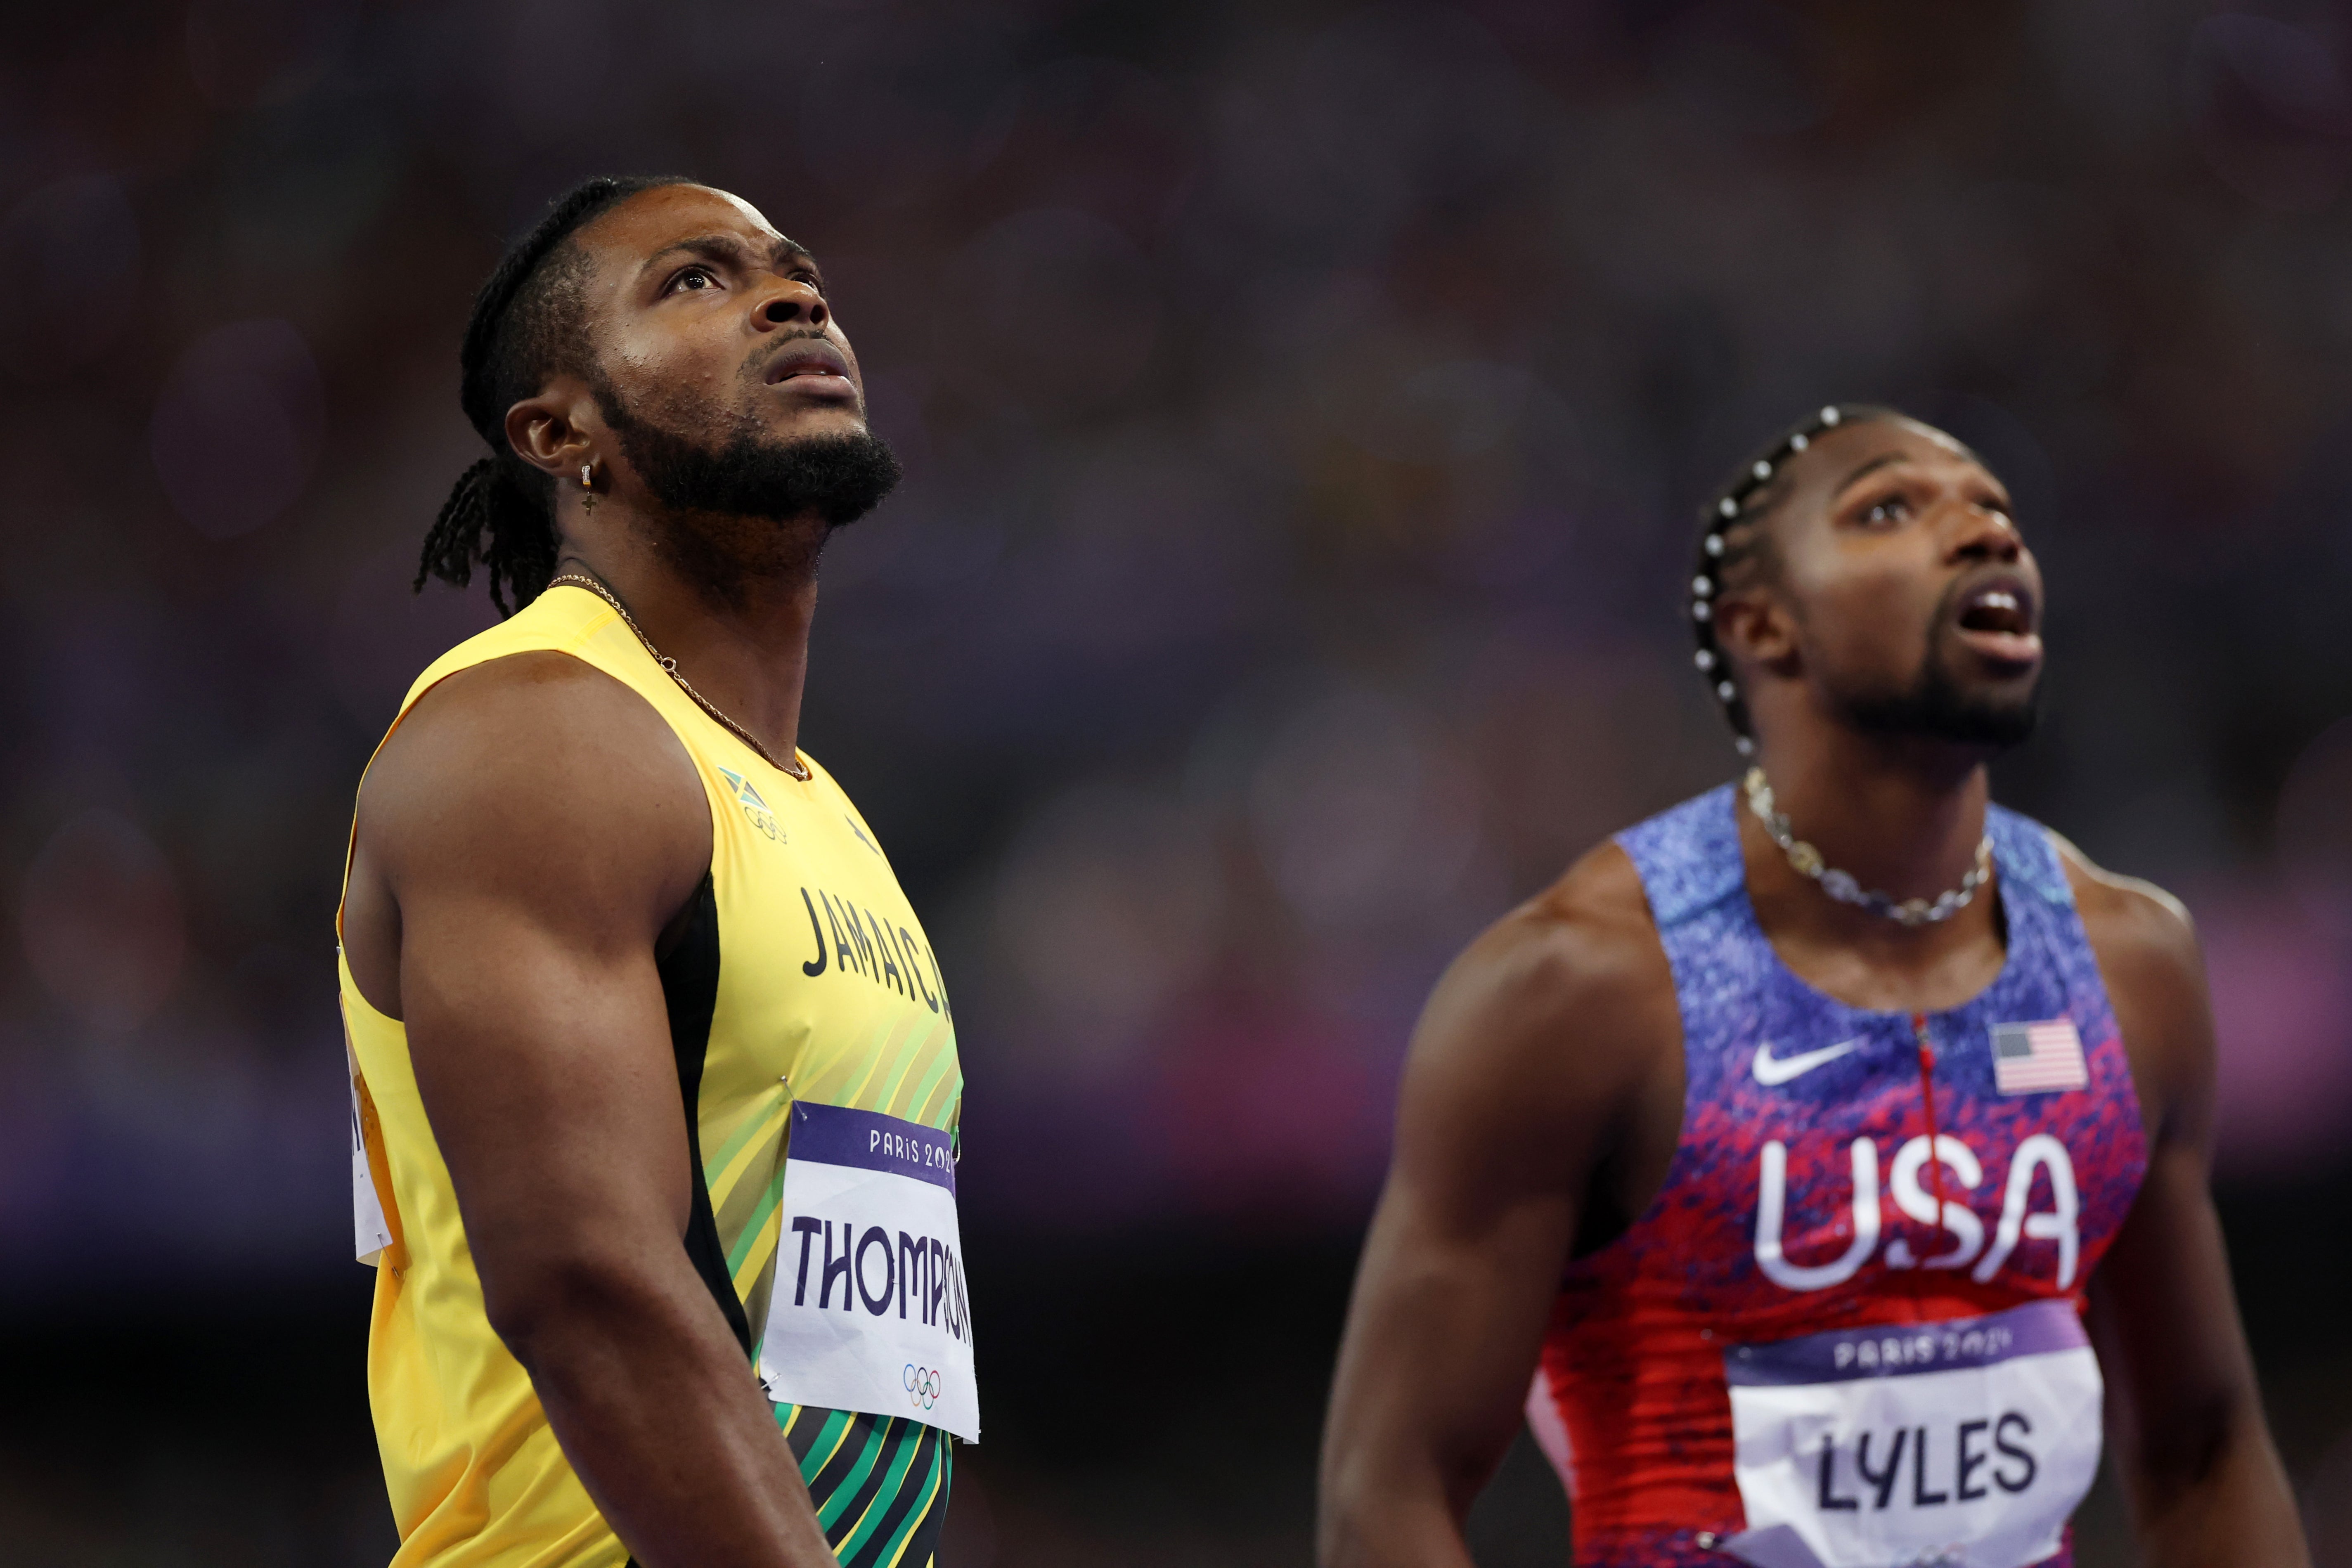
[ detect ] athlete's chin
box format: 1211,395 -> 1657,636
758,403 -> 869,445
1927,688 -> 2040,750
1938,701 -> 2039,751
1940,669 -> 2043,750
1838,674 -> 2042,752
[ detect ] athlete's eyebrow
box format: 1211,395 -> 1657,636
1831,453 -> 1910,497
639,233 -> 821,282
1833,446 -> 1999,504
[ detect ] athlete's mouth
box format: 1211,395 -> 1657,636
762,339 -> 854,391
1959,589 -> 2029,636
1952,579 -> 2042,668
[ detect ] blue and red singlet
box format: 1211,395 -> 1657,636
1527,787 -> 2146,1568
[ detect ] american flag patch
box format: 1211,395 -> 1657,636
1990,1020 -> 2089,1095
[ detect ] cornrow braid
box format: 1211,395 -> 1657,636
1688,403 -> 1903,753
415,174 -> 689,616
411,455 -> 563,616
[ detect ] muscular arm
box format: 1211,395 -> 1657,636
1317,848 -> 1679,1568
347,655 -> 838,1568
2066,851 -> 2308,1568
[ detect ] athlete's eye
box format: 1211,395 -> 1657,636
1860,495 -> 1912,527
667,265 -> 720,295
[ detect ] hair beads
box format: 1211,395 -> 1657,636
1688,404 -> 1872,755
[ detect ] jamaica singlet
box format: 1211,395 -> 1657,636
1526,788 -> 2146,1568
338,584 -> 972,1568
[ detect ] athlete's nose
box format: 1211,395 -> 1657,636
757,280 -> 827,331
1948,497 -> 2022,563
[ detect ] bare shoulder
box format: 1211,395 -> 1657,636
1452,838 -> 1673,1029
1401,838 -> 1677,1157
358,650 -> 711,920
2047,829 -> 2203,991
2047,829 -> 2212,1140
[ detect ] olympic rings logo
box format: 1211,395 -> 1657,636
903,1364 -> 942,1410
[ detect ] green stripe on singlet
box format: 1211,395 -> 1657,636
835,1421 -> 926,1562
702,1095 -> 783,1189
771,1406 -> 949,1565
725,1165 -> 788,1276
897,1046 -> 959,1130
874,1430 -> 949,1568
814,1421 -> 892,1531
838,1010 -> 924,1111
788,1406 -> 855,1486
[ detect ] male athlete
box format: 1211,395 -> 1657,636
1318,406 -> 2307,1568
338,177 -> 972,1568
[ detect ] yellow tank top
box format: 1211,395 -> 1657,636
339,585 -> 964,1568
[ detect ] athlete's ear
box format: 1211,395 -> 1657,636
1715,589 -> 1801,677
503,375 -> 603,482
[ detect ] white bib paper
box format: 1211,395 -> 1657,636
1723,1300 -> 2101,1568
345,1032 -> 392,1267
755,1102 -> 979,1442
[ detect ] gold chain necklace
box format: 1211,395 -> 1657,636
1742,767 -> 1992,927
546,572 -> 812,781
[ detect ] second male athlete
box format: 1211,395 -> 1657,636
1319,406 -> 2305,1567
341,177 -> 968,1568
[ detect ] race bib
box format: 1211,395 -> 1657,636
345,1030 -> 392,1267
755,1102 -> 979,1442
1721,1300 -> 2101,1568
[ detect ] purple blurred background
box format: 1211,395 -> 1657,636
6,0 -> 2352,1562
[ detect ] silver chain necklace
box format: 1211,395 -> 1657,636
1742,767 -> 1992,927
547,572 -> 812,782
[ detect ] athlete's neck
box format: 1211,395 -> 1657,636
1741,727 -> 2005,1005
554,501 -> 824,769
1754,727 -> 1990,903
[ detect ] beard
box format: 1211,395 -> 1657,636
1834,645 -> 2041,750
592,369 -> 902,530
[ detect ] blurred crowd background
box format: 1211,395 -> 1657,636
7,0 -> 2352,1562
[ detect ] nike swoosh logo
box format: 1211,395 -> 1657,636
1751,1038 -> 1862,1086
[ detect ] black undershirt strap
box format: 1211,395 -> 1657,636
656,872 -> 752,1353
624,875 -> 747,1568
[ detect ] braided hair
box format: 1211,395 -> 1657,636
415,175 -> 688,615
1687,403 -> 1905,752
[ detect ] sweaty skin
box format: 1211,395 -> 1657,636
1317,423 -> 2308,1568
341,185 -> 875,1568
